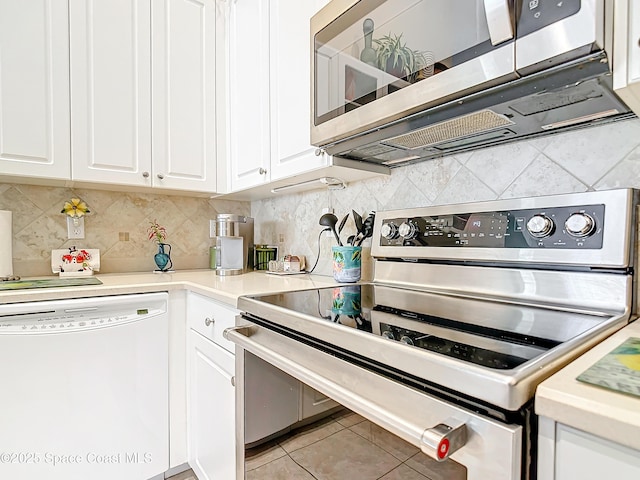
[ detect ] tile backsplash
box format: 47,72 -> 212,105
0,184 -> 249,276
252,118 -> 640,279
3,118 -> 640,279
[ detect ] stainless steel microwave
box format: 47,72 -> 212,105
311,0 -> 635,166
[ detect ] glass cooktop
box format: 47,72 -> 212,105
245,284 -> 610,370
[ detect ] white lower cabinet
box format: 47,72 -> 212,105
538,416 -> 640,479
188,330 -> 235,480
187,292 -> 238,480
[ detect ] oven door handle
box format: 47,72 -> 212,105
422,418 -> 468,461
224,324 -> 471,464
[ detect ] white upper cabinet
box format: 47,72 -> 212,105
70,0 -> 153,187
268,0 -> 329,181
0,1 -> 71,180
70,0 -> 217,193
222,0 -> 386,198
152,0 -> 217,192
227,0 -> 271,191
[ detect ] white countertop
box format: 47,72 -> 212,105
536,319 -> 640,451
0,270 -> 339,307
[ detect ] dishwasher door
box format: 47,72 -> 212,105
0,293 -> 169,480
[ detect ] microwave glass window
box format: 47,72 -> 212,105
314,0 -> 498,125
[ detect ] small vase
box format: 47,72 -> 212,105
154,243 -> 173,272
360,18 -> 376,67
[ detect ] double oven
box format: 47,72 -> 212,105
225,188 -> 638,479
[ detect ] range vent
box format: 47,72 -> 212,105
383,110 -> 515,150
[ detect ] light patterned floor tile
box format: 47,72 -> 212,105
331,410 -> 366,428
289,428 -> 402,480
245,441 -> 288,471
278,417 -> 345,453
404,451 -> 467,480
247,455 -> 316,480
379,463 -> 430,479
349,420 -> 420,461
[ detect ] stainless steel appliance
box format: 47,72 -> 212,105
212,214 -> 254,276
225,188 -> 638,479
311,0 -> 636,166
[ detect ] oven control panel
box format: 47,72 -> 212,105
379,204 -> 605,249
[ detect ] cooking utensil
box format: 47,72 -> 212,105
352,210 -> 363,237
319,213 -> 342,246
337,213 -> 349,237
347,235 -> 356,246
356,212 -> 376,246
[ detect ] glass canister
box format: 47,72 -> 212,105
254,245 -> 278,270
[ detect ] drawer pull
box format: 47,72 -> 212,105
231,376 -> 235,387
205,317 -> 215,327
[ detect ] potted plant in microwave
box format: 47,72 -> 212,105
373,33 -> 431,82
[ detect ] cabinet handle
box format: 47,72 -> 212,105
157,173 -> 165,180
142,171 -> 150,178
314,148 -> 323,157
205,317 -> 215,327
259,167 -> 267,175
230,376 -> 235,387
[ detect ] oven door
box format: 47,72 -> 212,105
225,318 -> 524,480
311,0 -> 516,146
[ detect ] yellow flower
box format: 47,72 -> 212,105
61,198 -> 90,218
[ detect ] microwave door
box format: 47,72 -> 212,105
515,0 -> 602,74
311,0 -> 517,147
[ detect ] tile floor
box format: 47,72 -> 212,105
244,409 -> 467,480
167,469 -> 197,480
166,409 -> 467,480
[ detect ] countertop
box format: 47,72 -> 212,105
536,319 -> 640,451
0,270 -> 339,307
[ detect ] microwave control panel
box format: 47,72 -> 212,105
379,204 -> 605,249
517,0 -> 581,38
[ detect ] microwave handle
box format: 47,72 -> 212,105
483,0 -> 514,45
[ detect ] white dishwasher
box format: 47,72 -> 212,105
0,292 -> 169,480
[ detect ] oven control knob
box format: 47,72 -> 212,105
398,222 -> 417,239
380,222 -> 399,240
526,215 -> 554,238
381,330 -> 395,340
400,335 -> 414,345
565,213 -> 595,238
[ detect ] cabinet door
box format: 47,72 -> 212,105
70,0 -> 153,186
188,329 -> 236,480
300,383 -> 339,420
268,0 -> 328,181
152,0 -> 217,192
227,0 -> 271,191
0,1 -> 70,180
555,423 -> 640,480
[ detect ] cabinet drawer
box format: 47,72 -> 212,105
187,292 -> 239,353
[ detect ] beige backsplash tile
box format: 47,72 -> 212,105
5,117 -> 640,280
1,184 -> 249,277
252,118 -> 640,280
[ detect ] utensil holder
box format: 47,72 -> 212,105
332,246 -> 361,283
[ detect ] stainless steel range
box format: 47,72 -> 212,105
226,188 -> 638,480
